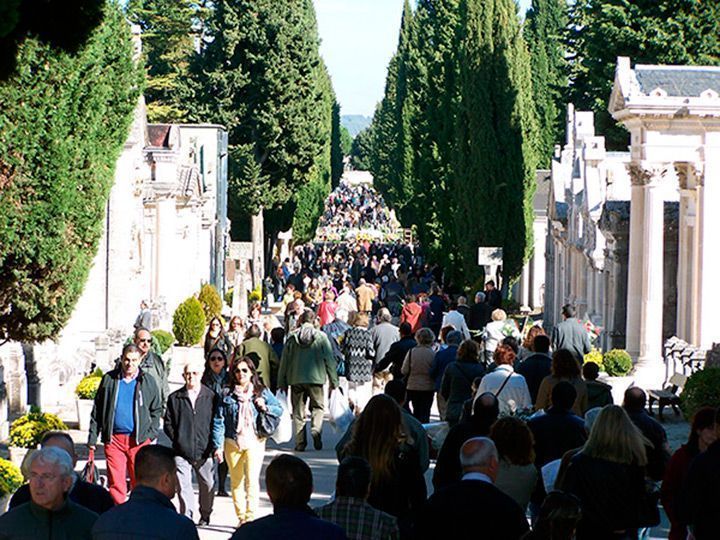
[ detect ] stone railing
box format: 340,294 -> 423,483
663,337 -> 706,383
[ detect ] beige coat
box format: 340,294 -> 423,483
534,375 -> 588,416
401,345 -> 435,391
356,284 -> 376,312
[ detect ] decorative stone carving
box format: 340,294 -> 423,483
627,163 -> 667,186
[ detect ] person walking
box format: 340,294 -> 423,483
342,311 -> 376,412
202,347 -> 230,497
468,292 -> 492,331
475,345 -> 531,415
374,322 -> 416,381
440,339 -> 486,426
91,445 -> 199,540
401,327 -> 436,423
490,417 -> 538,512
355,278 -> 376,313
88,343 -> 163,505
515,334 -> 553,403
534,349 -> 589,416
164,360 -> 220,525
214,356 -> 283,526
278,309 -> 339,451
550,305 -> 592,365
482,309 -> 519,364
0,447 -> 99,539
441,302 -> 471,340
316,457 -> 400,540
133,327 -> 169,410
236,324 -> 279,391
399,295 -> 423,334
204,316 -> 234,360
134,300 -> 152,331
369,308 -> 399,393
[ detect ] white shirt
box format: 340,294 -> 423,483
476,364 -> 531,414
462,472 -> 493,484
187,386 -> 200,410
442,310 -> 471,340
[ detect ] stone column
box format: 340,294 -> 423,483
626,163 -> 667,385
675,162 -> 700,343
155,195 -> 176,303
251,209 -> 264,289
697,133 -> 720,349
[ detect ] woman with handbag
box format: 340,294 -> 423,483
558,405 -> 659,539
213,355 -> 282,526
401,327 -> 436,423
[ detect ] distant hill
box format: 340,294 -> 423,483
341,115 -> 372,137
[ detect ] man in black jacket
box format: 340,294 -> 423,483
164,360 -> 221,526
88,343 -> 163,505
468,292 -> 492,331
419,437 -> 528,540
515,334 -> 552,402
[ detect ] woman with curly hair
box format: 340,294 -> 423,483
535,349 -> 588,415
518,325 -> 547,361
340,394 -> 426,538
475,344 -> 531,415
490,416 -> 538,511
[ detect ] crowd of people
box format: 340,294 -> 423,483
314,181 -> 401,242
2,236 -> 720,540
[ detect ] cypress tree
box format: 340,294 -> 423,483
188,0 -> 333,248
331,101 -> 344,188
569,0 -> 720,149
126,0 -> 201,122
0,1 -> 141,342
524,0 -> 568,167
453,0 -> 538,282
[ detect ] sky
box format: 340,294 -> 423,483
313,0 -> 533,117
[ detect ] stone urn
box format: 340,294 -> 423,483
76,398 -> 94,432
600,374 -> 635,405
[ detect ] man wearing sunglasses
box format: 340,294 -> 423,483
133,327 -> 170,411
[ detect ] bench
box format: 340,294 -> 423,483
648,373 -> 687,421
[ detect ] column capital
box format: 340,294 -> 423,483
674,161 -> 704,190
627,162 -> 667,187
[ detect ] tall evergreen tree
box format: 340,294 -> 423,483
126,0 -> 201,122
524,0 -> 568,167
330,101 -> 344,188
0,1 -> 141,342
453,0 -> 538,282
568,0 -> 720,149
187,0 -> 333,251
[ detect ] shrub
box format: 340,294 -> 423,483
584,349 -> 604,370
224,287 -> 233,307
603,349 -> 633,377
198,284 -> 222,321
75,373 -> 102,400
9,408 -> 68,449
680,368 -> 720,419
172,297 -> 206,346
151,329 -> 175,355
248,284 -> 262,304
0,458 -> 23,496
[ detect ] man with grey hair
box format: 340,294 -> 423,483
442,301 -> 471,340
417,437 -> 528,539
469,292 -> 492,331
369,307 -> 399,394
0,447 -> 99,539
164,359 -> 220,526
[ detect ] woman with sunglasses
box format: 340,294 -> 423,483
204,316 -> 233,359
213,355 -> 282,526
202,348 -> 230,497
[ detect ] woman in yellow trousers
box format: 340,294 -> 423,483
213,355 -> 282,526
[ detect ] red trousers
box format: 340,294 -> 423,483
105,434 -> 150,504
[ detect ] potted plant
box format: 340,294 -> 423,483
601,349 -> 634,404
75,369 -> 103,431
680,367 -> 720,418
0,457 -> 23,512
8,407 -> 67,467
172,296 -> 206,375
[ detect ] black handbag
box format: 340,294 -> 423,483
255,406 -> 281,438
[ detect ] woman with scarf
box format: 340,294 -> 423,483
213,355 -> 282,526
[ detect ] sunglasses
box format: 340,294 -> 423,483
234,367 -> 250,374
138,339 -> 152,343
210,356 -> 224,362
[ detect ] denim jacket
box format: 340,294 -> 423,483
212,387 -> 282,448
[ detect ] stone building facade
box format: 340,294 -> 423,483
545,57 -> 720,388
0,27 -> 228,431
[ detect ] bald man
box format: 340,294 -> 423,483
417,437 -> 528,540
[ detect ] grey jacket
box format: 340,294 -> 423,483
551,318 -> 592,363
370,322 -> 400,364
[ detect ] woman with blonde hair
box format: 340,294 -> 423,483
401,327 -> 436,423
518,325 -> 547,361
558,405 -> 656,539
482,309 -> 520,364
341,394 -> 426,537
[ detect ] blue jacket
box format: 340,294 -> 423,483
231,507 -> 346,540
91,485 -> 198,540
429,345 -> 458,391
213,387 -> 282,448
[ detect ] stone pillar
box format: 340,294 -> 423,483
251,209 -> 264,288
599,202 -> 630,351
697,134 -> 720,349
155,195 -> 176,303
626,163 -> 667,386
675,162 -> 700,343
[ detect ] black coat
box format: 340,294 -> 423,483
417,480 -> 528,540
679,439 -> 720,540
163,384 -> 220,461
528,408 -> 587,468
468,303 -> 492,330
559,453 -> 651,539
433,420 -> 493,490
375,337 -> 416,379
515,353 -> 552,403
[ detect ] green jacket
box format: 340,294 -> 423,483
236,337 -> 280,391
278,324 -> 339,388
88,368 -> 163,446
114,351 -> 168,409
0,499 -> 97,540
